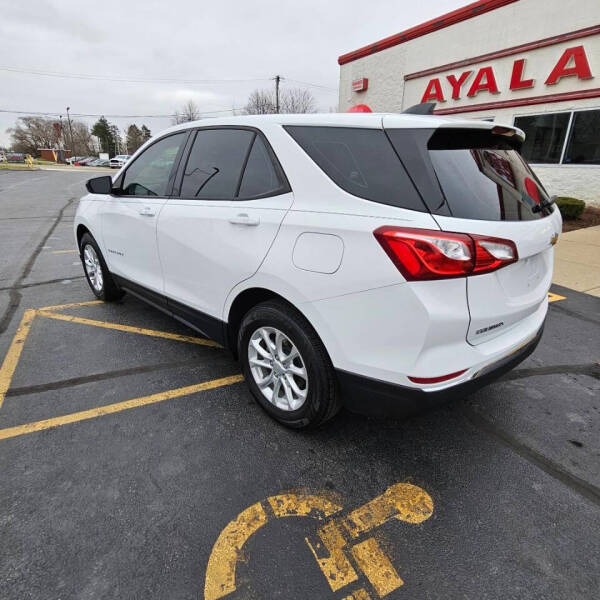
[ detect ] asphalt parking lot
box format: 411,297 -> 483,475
1,169 -> 599,600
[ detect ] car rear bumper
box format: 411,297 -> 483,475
337,322 -> 544,417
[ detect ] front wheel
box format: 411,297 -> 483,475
238,300 -> 341,429
79,232 -> 123,301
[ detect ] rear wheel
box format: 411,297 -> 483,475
79,232 -> 123,301
238,300 -> 341,429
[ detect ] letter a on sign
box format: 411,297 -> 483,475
546,45 -> 593,85
468,67 -> 500,97
421,78 -> 445,103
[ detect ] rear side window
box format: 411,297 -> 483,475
238,135 -> 285,198
388,128 -> 552,221
180,129 -> 254,199
284,126 -> 425,212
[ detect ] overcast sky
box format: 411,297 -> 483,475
1,0 -> 466,148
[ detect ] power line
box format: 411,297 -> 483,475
0,66 -> 268,85
283,78 -> 338,93
0,108 -> 237,118
0,66 -> 339,93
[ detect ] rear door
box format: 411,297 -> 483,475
386,122 -> 562,345
157,127 -> 293,331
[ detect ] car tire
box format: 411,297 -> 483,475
238,300 -> 341,429
79,232 -> 124,302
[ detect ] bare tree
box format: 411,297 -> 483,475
68,120 -> 95,155
280,88 -> 316,114
7,116 -> 63,156
244,87 -> 317,115
243,89 -> 276,115
172,100 -> 201,124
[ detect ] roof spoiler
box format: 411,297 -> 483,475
403,102 -> 436,115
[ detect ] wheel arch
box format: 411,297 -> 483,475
226,286 -> 334,364
227,287 -> 287,358
76,224 -> 91,249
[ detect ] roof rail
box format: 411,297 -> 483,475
403,102 -> 436,115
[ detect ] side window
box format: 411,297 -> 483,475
121,133 -> 185,196
238,135 -> 284,198
285,126 -> 426,212
180,129 -> 254,199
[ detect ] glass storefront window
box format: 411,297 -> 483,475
514,109 -> 600,166
564,109 -> 600,165
514,113 -> 570,164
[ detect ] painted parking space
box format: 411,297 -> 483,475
0,301 -> 240,440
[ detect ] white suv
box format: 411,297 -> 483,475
109,155 -> 130,169
75,114 -> 562,428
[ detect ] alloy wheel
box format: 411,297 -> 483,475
83,244 -> 103,292
248,327 -> 308,411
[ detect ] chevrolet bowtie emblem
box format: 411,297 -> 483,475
550,233 -> 559,246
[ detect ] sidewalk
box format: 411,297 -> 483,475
39,165 -> 112,173
553,225 -> 600,297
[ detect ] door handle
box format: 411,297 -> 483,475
139,206 -> 155,217
228,213 -> 260,226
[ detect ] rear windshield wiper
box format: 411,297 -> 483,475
532,195 -> 556,213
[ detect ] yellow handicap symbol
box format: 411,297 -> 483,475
204,482 -> 434,599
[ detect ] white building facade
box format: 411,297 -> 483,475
338,0 -> 600,205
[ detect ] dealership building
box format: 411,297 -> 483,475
338,0 -> 600,205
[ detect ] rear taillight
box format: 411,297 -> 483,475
374,227 -> 517,281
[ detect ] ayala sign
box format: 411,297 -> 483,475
421,45 -> 593,103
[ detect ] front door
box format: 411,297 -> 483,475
99,132 -> 187,294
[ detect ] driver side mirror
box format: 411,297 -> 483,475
86,175 -> 114,195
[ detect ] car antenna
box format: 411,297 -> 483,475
403,102 -> 436,115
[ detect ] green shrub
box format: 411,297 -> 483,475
555,197 -> 585,220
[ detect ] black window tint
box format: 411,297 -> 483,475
180,129 -> 254,199
564,110 -> 600,165
121,133 -> 185,196
514,113 -> 569,163
285,126 -> 425,212
238,135 -> 283,198
426,129 -> 552,221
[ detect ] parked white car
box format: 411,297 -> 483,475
75,113 -> 561,428
109,154 -> 130,169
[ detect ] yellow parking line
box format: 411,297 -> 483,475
548,292 -> 566,303
37,300 -> 104,311
0,374 -> 243,441
52,249 -> 78,254
38,310 -> 220,347
0,309 -> 37,411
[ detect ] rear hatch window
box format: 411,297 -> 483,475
387,128 -> 553,221
284,126 -> 426,212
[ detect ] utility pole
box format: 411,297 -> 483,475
274,75 -> 281,114
66,107 -> 75,155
